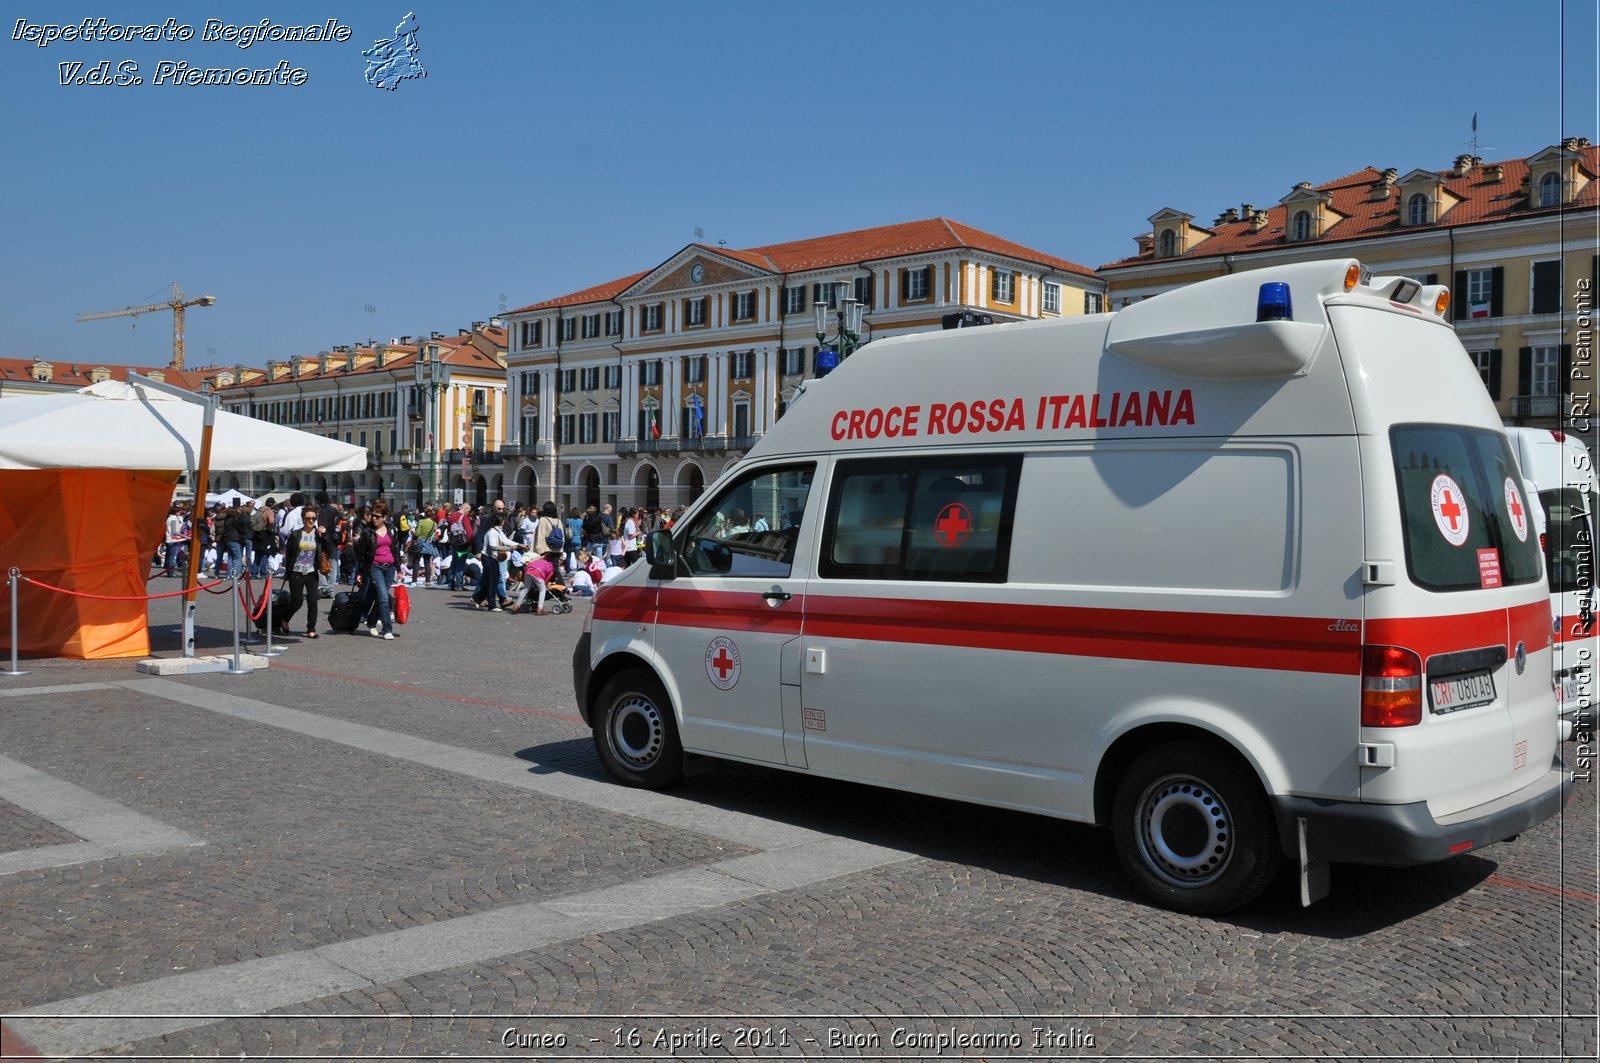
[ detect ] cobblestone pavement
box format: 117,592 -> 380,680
0,579 -> 1595,1060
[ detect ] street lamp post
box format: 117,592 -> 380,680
814,294 -> 865,377
412,345 -> 451,506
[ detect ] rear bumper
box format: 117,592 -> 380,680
1274,758 -> 1574,866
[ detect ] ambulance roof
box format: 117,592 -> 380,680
748,259 -> 1451,459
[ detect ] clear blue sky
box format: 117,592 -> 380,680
4,0 -> 1595,369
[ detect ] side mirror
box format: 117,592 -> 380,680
645,530 -> 677,580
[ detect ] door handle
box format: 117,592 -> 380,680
762,590 -> 793,603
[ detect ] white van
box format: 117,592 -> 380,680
1505,427 -> 1597,737
575,259 -> 1573,914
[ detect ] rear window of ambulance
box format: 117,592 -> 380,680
1391,425 -> 1543,591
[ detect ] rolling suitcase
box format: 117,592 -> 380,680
326,590 -> 363,634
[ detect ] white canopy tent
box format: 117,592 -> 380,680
206,488 -> 258,507
0,380 -> 367,473
0,380 -> 366,659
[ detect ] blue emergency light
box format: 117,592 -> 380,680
1256,282 -> 1293,322
815,347 -> 839,377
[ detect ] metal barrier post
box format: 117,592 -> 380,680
4,568 -> 30,677
224,570 -> 250,676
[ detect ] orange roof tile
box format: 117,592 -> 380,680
510,218 -> 1095,313
0,357 -> 211,390
1102,143 -> 1600,270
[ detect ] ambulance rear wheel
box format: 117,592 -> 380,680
1111,743 -> 1278,915
594,669 -> 683,789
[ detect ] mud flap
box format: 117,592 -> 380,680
1299,817 -> 1330,906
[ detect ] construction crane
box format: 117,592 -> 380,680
78,282 -> 216,370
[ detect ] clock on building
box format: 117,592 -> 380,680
689,263 -> 705,284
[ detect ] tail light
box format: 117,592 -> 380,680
1362,645 -> 1423,726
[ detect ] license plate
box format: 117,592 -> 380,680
1430,669 -> 1495,714
1556,676 -> 1581,711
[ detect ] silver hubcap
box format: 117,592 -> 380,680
1135,773 -> 1233,888
608,693 -> 664,770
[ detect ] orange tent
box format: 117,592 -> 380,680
0,382 -> 365,660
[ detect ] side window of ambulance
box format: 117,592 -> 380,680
1391,425 -> 1542,591
678,465 -> 814,579
821,455 -> 1021,582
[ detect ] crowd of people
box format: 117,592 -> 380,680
156,493 -> 685,636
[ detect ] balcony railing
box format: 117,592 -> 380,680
499,442 -> 549,459
1509,395 -> 1565,419
616,438 -> 683,455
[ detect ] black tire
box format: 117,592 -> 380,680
593,669 -> 684,789
1110,742 -> 1279,915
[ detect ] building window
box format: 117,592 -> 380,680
1292,211 -> 1312,241
784,286 -> 806,315
581,314 -> 600,339
641,360 -> 662,387
580,367 -> 599,391
521,370 -> 540,395
1157,230 -> 1176,257
560,318 -> 576,342
685,297 -> 708,328
685,356 -> 705,384
579,412 -> 598,444
1084,291 -> 1104,314
559,369 -> 576,393
1470,350 -> 1494,392
1540,171 -> 1563,207
1407,193 -> 1429,226
603,410 -> 619,442
813,282 -> 847,309
1466,268 -> 1495,318
732,402 -> 750,441
782,347 -> 805,375
991,269 -> 1014,304
558,414 -> 575,445
604,310 -> 622,336
520,320 -> 542,348
641,303 -> 663,332
1042,282 -> 1061,314
604,364 -> 621,389
730,351 -> 754,380
853,275 -> 874,308
903,266 -> 932,302
733,290 -> 756,322
1532,346 -> 1560,397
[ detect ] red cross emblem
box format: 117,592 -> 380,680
1430,474 -> 1470,546
705,636 -> 741,690
934,502 -> 973,548
1504,478 -> 1528,542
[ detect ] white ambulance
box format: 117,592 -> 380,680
574,259 -> 1574,914
1505,427 -> 1597,737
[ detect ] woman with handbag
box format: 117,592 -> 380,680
470,512 -> 522,612
279,506 -> 329,638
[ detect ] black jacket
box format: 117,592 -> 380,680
351,519 -> 398,574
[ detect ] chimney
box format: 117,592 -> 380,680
1215,207 -> 1239,225
1135,233 -> 1155,256
1452,154 -> 1480,176
1249,208 -> 1270,233
1484,164 -> 1504,181
1562,136 -> 1587,151
1371,169 -> 1398,200
432,331 -> 445,340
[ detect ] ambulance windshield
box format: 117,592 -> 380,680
1390,425 -> 1545,592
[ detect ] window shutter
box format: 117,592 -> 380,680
900,270 -> 910,301
1532,261 -> 1561,314
1487,349 -> 1502,400
1517,347 -> 1532,398
1560,345 -> 1573,394
1425,273 -> 1438,286
1489,266 -> 1504,318
1453,271 -> 1467,323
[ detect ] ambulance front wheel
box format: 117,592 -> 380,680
1111,743 -> 1279,915
594,669 -> 684,789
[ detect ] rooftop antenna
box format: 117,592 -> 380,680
498,292 -> 507,315
365,303 -> 377,337
1462,112 -> 1493,159
694,226 -> 704,242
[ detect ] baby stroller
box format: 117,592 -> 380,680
512,556 -> 573,615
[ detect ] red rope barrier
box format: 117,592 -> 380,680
237,573 -> 274,621
19,575 -> 229,601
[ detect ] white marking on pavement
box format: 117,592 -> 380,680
0,755 -> 203,876
5,677 -> 917,1057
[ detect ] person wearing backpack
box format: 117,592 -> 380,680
535,501 -> 564,572
446,503 -> 474,590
